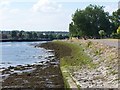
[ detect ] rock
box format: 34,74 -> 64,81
8,66 -> 14,69
27,73 -> 31,76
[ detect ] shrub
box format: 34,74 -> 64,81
110,33 -> 120,39
87,41 -> 92,48
117,26 -> 120,34
99,30 -> 106,38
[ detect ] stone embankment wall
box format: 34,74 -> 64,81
72,40 -> 119,88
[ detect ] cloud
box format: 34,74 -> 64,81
0,0 -> 20,22
0,0 -> 9,22
32,0 -> 62,13
0,0 -> 20,13
0,0 -> 12,7
9,8 -> 20,14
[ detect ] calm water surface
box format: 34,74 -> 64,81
0,41 -> 53,68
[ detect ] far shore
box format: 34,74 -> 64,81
0,39 -> 52,42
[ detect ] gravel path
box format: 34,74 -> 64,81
89,39 -> 119,48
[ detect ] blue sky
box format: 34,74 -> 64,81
0,0 -> 119,31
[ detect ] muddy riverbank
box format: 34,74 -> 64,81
39,41 -> 72,59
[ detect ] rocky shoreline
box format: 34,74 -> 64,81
1,43 -> 65,89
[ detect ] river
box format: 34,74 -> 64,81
0,41 -> 54,68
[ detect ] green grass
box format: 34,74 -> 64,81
53,40 -> 96,69
62,71 -> 71,90
54,41 -> 94,69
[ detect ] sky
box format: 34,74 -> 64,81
0,0 -> 119,31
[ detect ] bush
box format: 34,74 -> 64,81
87,41 -> 92,48
110,33 -> 120,39
117,26 -> 120,34
111,33 -> 117,38
99,30 -> 106,38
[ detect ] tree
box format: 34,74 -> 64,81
56,34 -> 63,39
48,34 -> 54,40
69,22 -> 78,37
38,33 -> 44,38
117,26 -> 120,34
99,30 -> 106,38
110,33 -> 118,39
110,9 -> 120,31
11,31 -> 18,39
27,32 -> 33,39
69,4 -> 111,38
18,31 -> 25,39
32,32 -> 38,39
2,34 -> 8,39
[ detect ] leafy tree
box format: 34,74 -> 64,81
44,34 -> 49,39
110,32 -> 119,39
110,9 -> 120,31
69,22 -> 76,37
27,32 -> 33,39
38,33 -> 44,38
2,34 -> 8,39
18,31 -> 25,39
69,4 -> 112,38
117,26 -> 120,34
48,34 -> 54,40
32,32 -> 38,39
56,34 -> 63,39
99,30 -> 106,38
11,31 -> 18,39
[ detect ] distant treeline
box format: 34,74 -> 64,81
0,31 -> 69,41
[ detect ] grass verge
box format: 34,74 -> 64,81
52,41 -> 94,89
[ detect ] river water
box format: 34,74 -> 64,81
0,41 -> 54,68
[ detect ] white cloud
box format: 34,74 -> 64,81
9,9 -> 20,14
0,0 -> 12,7
0,0 -> 20,12
32,0 -> 62,13
0,0 -> 20,20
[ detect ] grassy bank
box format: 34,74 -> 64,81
59,41 -> 94,68
40,41 -> 93,89
56,41 -> 94,89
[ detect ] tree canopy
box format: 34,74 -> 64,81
69,4 -> 120,38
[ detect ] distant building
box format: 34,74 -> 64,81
118,1 -> 120,9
